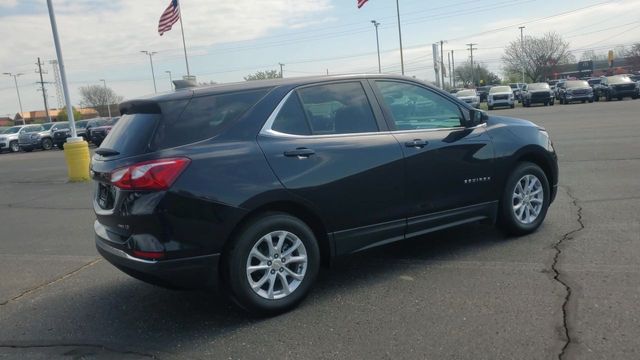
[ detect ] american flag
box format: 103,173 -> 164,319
158,0 -> 181,36
357,0 -> 368,8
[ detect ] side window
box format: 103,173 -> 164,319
271,94 -> 311,135
153,89 -> 267,149
375,81 -> 463,130
297,82 -> 378,135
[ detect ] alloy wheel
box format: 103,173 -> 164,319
246,230 -> 308,300
512,174 -> 544,225
10,142 -> 18,152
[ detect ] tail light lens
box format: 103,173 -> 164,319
110,157 -> 190,191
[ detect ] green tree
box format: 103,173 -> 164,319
455,62 -> 501,87
57,106 -> 82,122
244,70 -> 281,81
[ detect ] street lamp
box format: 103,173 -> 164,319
99,79 -> 112,118
3,72 -> 24,119
165,70 -> 173,90
140,50 -> 158,93
519,26 -> 526,83
371,20 -> 381,74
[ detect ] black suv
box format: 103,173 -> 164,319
92,75 -> 558,315
599,75 -> 639,101
522,82 -> 554,107
558,80 -> 594,104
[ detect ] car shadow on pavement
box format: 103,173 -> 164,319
3,223 -> 510,358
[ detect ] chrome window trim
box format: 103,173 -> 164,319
260,88 -> 486,139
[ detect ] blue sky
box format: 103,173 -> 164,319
0,0 -> 638,116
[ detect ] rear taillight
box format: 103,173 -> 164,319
110,157 -> 190,191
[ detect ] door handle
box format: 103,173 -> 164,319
404,139 -> 427,148
284,147 -> 315,158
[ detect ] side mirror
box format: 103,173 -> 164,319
467,108 -> 488,127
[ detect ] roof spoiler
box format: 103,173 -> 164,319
173,79 -> 198,90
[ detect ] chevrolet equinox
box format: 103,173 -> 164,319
92,75 -> 558,315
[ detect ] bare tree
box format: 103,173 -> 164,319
79,85 -> 123,117
244,70 -> 281,81
626,43 -> 640,71
502,32 -> 574,82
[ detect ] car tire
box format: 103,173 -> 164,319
510,104 -> 515,109
499,162 -> 550,236
588,99 -> 594,103
9,141 -> 19,153
224,212 -> 320,316
58,143 -> 65,150
42,138 -> 53,150
606,94 -> 611,101
617,96 -> 623,101
488,105 -> 494,110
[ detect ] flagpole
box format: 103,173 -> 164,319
179,15 -> 190,77
395,0 -> 405,75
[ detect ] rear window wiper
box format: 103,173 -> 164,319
95,148 -> 120,156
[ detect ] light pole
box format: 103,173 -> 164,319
99,79 -> 112,118
141,50 -> 158,93
371,20 -> 381,74
165,71 -> 173,90
279,63 -> 285,78
395,0 -> 405,75
3,72 -> 24,118
519,26 -> 525,83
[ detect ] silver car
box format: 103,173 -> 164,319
455,89 -> 480,108
0,125 -> 26,153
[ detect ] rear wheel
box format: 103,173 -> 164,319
617,96 -> 623,101
488,105 -> 494,110
510,103 -> 515,109
224,212 -> 320,316
499,162 -> 550,236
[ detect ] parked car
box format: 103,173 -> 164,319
522,83 -> 554,107
90,117 -> 120,146
17,125 -> 47,152
475,86 -> 492,102
86,118 -> 110,144
509,83 -> 526,102
52,121 -> 93,148
554,79 -> 566,100
558,80 -> 594,104
487,85 -> 515,110
455,89 -> 480,108
587,78 -> 606,101
0,125 -> 25,153
91,75 -> 558,315
74,120 -> 89,140
598,75 -> 639,101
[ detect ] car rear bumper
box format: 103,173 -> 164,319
95,224 -> 220,288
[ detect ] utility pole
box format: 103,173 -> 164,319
447,51 -> 452,88
140,50 -> 157,93
99,79 -> 112,118
451,50 -> 456,88
519,26 -> 526,83
432,43 -> 440,88
165,71 -> 173,90
279,63 -> 285,78
2,72 -> 24,120
49,60 -> 64,109
440,40 -> 446,89
35,57 -> 52,122
395,0 -> 405,75
371,20 -> 382,74
467,43 -> 477,86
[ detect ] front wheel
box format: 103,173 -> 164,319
9,141 -> 19,153
499,162 -> 550,236
42,138 -> 53,150
224,212 -> 320,316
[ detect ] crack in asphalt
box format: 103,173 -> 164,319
0,258 -> 101,306
0,343 -> 157,358
553,186 -> 585,360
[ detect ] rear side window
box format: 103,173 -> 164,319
153,89 -> 268,149
100,114 -> 160,155
272,95 -> 311,135
297,82 -> 378,135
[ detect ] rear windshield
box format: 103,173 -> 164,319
100,89 -> 268,156
566,80 -> 589,88
456,90 -> 476,97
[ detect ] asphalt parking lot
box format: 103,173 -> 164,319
1,100 -> 639,360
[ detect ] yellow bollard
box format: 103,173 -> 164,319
63,138 -> 91,182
